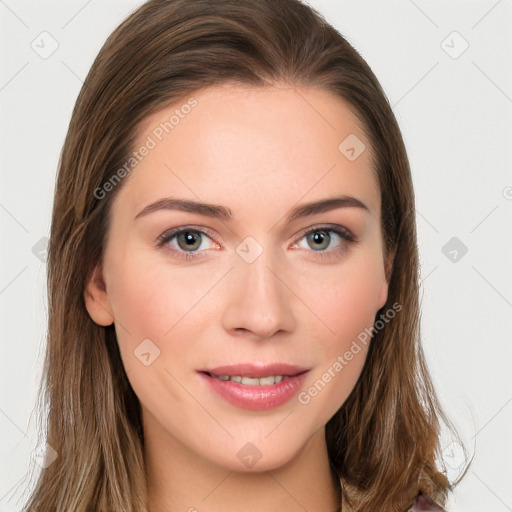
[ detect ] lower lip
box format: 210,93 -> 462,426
198,371 -> 309,411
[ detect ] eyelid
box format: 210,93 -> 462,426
291,223 -> 356,245
156,223 -> 356,260
156,225 -> 219,251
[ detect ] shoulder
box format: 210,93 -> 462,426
408,491 -> 446,511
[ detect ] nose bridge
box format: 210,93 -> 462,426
246,242 -> 282,301
221,236 -> 296,338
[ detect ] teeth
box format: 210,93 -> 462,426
211,374 -> 287,385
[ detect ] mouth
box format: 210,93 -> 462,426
200,372 -> 295,386
197,363 -> 310,410
198,362 -> 309,382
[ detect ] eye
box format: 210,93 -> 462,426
156,226 -> 219,260
156,224 -> 356,261
291,225 -> 356,258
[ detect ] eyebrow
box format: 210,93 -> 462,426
134,195 -> 370,223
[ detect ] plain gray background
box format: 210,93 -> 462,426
1,0 -> 511,510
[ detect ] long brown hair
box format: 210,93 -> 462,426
23,0 -> 470,510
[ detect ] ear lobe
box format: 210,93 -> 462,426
84,264 -> 114,326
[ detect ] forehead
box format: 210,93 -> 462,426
114,83 -> 380,222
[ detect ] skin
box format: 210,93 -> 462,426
85,83 -> 393,512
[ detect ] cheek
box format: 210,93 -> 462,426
105,256 -> 199,407
300,253 -> 386,349
296,261 -> 382,418
107,251 -> 204,339
105,248 -> 221,383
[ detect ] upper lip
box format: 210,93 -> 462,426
199,363 -> 310,378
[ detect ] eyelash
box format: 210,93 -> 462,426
156,224 -> 357,261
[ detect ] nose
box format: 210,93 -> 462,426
221,244 -> 296,340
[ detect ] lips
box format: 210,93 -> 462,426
199,362 -> 309,379
197,362 -> 310,411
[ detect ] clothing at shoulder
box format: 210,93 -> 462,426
409,491 -> 446,511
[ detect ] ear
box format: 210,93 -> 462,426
84,263 -> 114,326
384,247 -> 396,284
377,247 -> 396,309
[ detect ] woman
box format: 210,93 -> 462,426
24,0 -> 469,510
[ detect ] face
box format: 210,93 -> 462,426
85,83 -> 391,472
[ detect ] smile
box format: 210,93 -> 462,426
198,366 -> 310,411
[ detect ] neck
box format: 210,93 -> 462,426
144,410 -> 340,512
